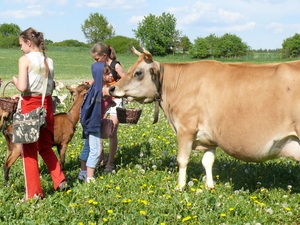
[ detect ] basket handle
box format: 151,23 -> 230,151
2,81 -> 13,97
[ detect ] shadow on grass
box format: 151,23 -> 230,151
33,143 -> 300,195
187,157 -> 300,193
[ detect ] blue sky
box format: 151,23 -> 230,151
1,0 -> 300,50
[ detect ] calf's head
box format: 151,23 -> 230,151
109,47 -> 160,104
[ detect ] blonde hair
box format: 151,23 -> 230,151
20,27 -> 49,77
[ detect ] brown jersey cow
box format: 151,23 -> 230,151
109,47 -> 300,190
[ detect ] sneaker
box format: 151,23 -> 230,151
78,171 -> 87,181
58,181 -> 68,191
86,177 -> 95,183
104,164 -> 115,173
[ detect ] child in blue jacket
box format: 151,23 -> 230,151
78,61 -> 104,183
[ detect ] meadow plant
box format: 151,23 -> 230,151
0,48 -> 300,224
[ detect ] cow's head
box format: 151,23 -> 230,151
109,47 -> 161,104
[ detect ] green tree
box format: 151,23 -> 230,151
189,37 -> 210,58
179,35 -> 192,54
281,33 -> 300,58
0,23 -> 21,37
133,12 -> 179,55
205,34 -> 221,58
218,33 -> 248,58
81,13 -> 114,44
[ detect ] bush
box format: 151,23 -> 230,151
190,33 -> 248,59
50,39 -> 89,47
0,36 -> 19,48
281,33 -> 300,58
104,35 -> 139,54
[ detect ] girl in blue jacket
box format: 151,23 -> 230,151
79,59 -> 104,183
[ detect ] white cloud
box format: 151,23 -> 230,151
267,22 -> 300,34
1,0 -> 300,49
128,15 -> 144,24
207,22 -> 256,33
75,0 -> 146,9
0,3 -> 63,20
217,9 -> 244,23
3,0 -> 40,4
267,22 -> 284,34
0,10 -> 27,19
168,2 -> 214,25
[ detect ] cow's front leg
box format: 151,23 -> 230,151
202,149 -> 216,189
176,136 -> 193,191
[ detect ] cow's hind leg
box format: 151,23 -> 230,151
278,137 -> 300,161
202,149 -> 216,189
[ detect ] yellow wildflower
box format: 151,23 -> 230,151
182,216 -> 192,222
140,210 -> 147,215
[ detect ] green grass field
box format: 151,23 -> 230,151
0,47 -> 299,224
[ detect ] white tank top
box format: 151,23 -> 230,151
23,52 -> 54,96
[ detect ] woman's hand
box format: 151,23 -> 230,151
12,76 -> 17,85
11,94 -> 20,100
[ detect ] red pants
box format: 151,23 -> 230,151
21,95 -> 66,200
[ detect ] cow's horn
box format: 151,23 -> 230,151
142,48 -> 151,55
131,46 -> 141,56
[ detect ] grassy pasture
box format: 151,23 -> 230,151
0,47 -> 300,224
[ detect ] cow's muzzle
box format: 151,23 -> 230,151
109,86 -> 116,96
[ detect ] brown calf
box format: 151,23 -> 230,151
2,84 -> 90,181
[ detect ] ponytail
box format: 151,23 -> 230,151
20,27 -> 49,77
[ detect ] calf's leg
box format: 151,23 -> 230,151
58,144 -> 67,170
4,144 -> 21,181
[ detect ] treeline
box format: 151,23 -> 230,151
189,33 -> 248,59
1,20 -> 300,58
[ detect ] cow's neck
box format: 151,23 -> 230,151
153,63 -> 164,124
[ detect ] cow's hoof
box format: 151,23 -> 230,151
202,176 -> 215,190
174,184 -> 185,192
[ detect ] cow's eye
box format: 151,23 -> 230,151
134,70 -> 143,77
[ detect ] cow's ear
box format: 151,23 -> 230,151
150,67 -> 159,80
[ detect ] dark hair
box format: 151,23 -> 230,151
20,27 -> 49,77
91,42 -> 117,60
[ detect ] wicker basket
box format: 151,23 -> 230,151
0,81 -> 19,113
116,107 -> 142,124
